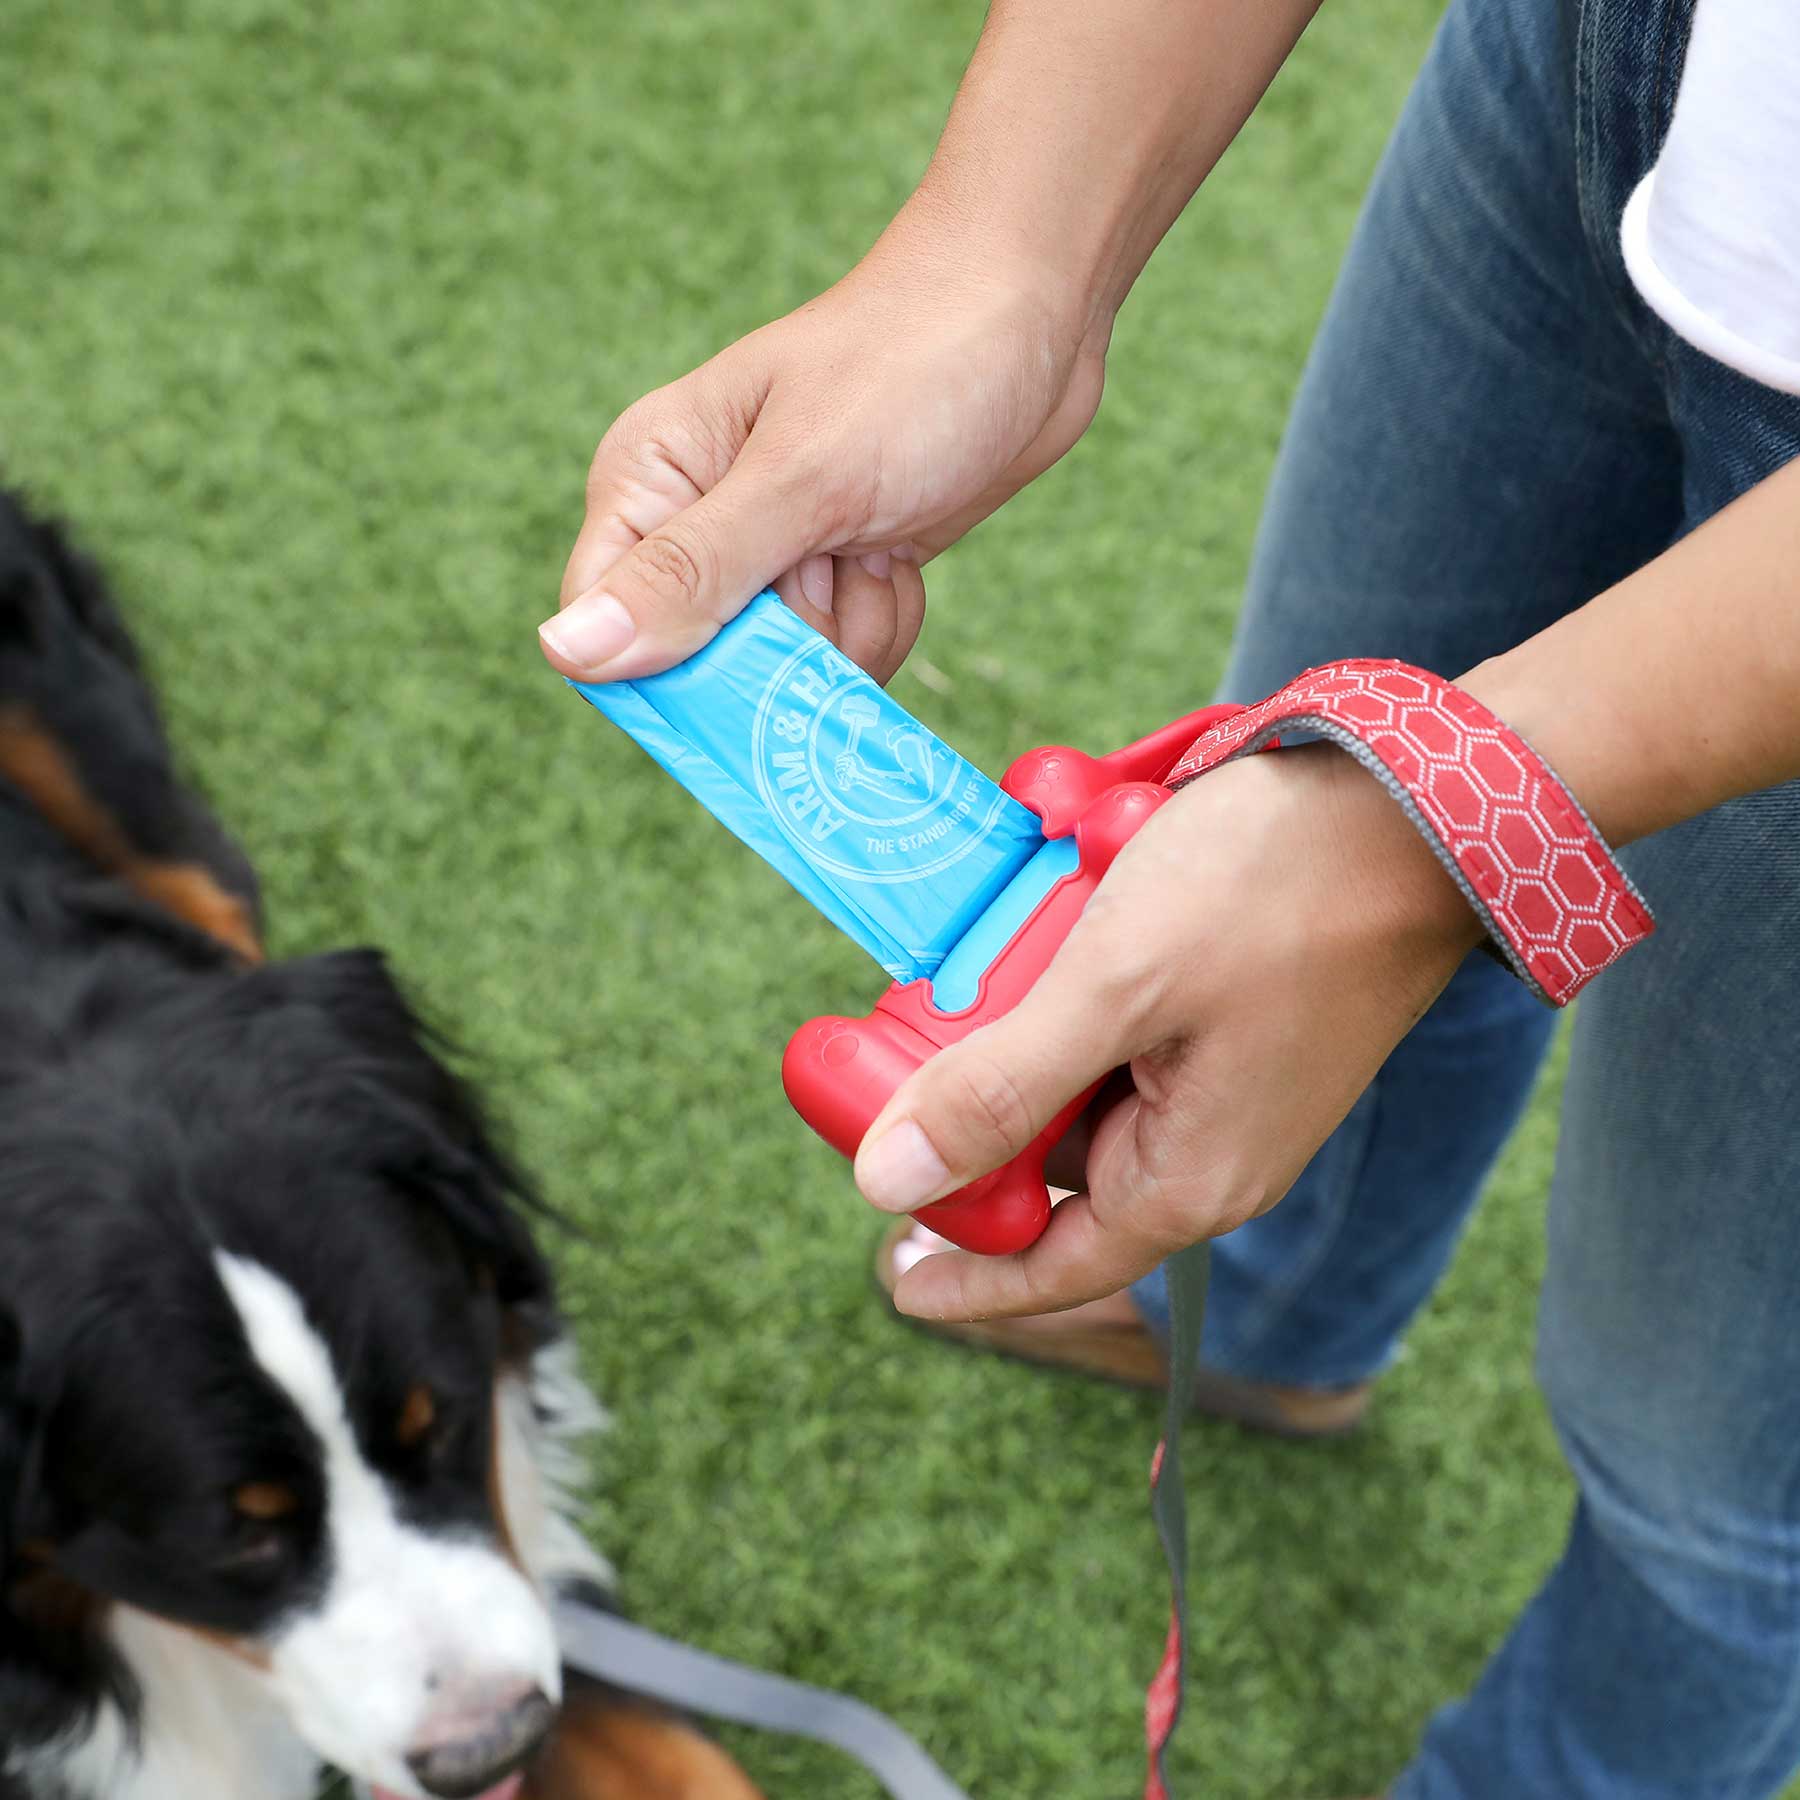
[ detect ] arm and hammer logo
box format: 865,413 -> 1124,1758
751,636 -> 1015,886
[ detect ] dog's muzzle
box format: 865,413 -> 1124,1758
404,1687 -> 556,1799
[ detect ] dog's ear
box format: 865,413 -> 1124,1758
271,950 -> 558,1335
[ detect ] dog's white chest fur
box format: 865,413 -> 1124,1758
27,1610 -> 319,1800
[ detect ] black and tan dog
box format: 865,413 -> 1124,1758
0,489 -> 759,1800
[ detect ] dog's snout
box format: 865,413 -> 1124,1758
405,1686 -> 557,1799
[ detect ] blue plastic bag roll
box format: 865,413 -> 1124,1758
569,592 -> 1044,983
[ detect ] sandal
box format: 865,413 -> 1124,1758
874,1219 -> 1373,1440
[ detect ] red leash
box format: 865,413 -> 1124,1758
1143,661 -> 1653,1797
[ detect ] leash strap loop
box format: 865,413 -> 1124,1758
1168,660 -> 1654,1004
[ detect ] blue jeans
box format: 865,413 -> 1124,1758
1131,0 -> 1800,1790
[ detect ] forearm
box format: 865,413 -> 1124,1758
886,0 -> 1324,347
1463,457 -> 1800,847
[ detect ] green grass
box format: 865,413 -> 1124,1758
0,2 -> 1598,1794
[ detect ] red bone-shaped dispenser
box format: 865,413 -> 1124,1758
782,704 -> 1245,1255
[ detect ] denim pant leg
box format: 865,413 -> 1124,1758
1400,778 -> 1800,1799
1133,0 -> 1680,1383
1394,44 -> 1800,1783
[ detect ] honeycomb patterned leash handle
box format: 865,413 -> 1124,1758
1167,660 -> 1655,1005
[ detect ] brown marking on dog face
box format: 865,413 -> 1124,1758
0,704 -> 262,962
526,1680 -> 766,1800
7,1559 -> 109,1642
233,1481 -> 299,1521
10,1544 -> 273,1674
396,1384 -> 438,1450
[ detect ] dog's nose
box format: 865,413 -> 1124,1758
405,1686 -> 557,1799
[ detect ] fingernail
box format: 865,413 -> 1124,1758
859,549 -> 893,581
892,1286 -> 940,1321
538,594 -> 636,674
891,542 -> 921,563
798,553 -> 834,615
856,1119 -> 951,1212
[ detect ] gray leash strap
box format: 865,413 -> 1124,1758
556,1248 -> 1209,1800
555,1600 -> 973,1800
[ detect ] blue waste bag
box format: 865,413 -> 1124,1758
569,592 -> 1044,983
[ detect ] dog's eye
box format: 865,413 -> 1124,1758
391,1386 -> 479,1479
396,1384 -> 440,1452
234,1481 -> 299,1522
215,1482 -> 301,1580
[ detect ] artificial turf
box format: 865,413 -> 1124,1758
0,0 -> 1622,1793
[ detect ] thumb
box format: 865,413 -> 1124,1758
538,440 -> 822,682
852,955 -> 1131,1216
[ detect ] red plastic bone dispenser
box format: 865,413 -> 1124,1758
782,704 -> 1244,1255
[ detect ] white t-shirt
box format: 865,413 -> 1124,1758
1620,0 -> 1800,395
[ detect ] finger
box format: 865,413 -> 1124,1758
882,555 -> 927,680
1043,1068 -> 1135,1189
773,556 -> 836,639
796,554 -> 835,617
775,555 -> 927,685
851,942 -> 1137,1215
559,445 -> 702,610
539,440 -> 822,682
829,556 -> 900,681
770,554 -> 918,686
890,1182 -> 1171,1321
559,380 -> 731,607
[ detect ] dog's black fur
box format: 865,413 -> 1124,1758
0,489 -> 570,1795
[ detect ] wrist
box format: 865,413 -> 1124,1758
879,176 -> 1114,364
1307,746 -> 1490,964
1457,648 -> 1652,847
1209,747 -> 1484,995
1171,660 -> 1655,1007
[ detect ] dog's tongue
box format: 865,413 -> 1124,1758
372,1782 -> 522,1800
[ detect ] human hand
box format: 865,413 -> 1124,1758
850,745 -> 1487,1321
538,206 -> 1107,686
